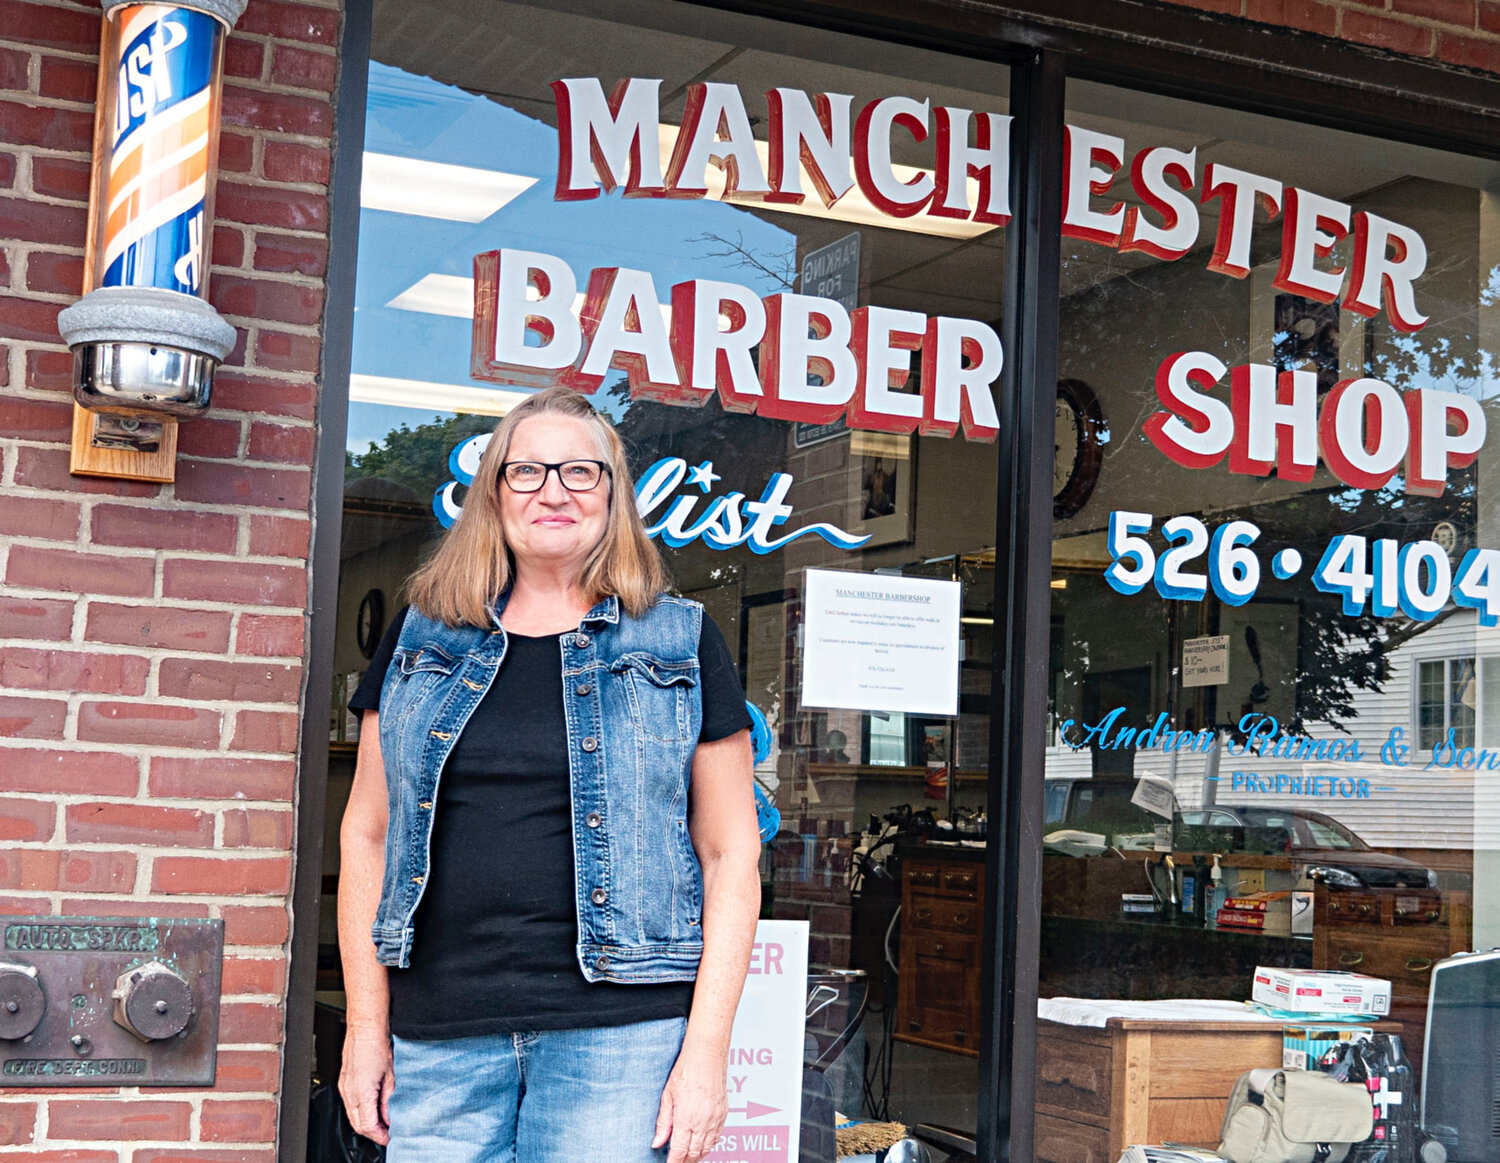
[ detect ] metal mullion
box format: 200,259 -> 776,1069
277,0 -> 371,1157
979,47 -> 1065,1163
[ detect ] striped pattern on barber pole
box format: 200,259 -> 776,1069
100,4 -> 224,295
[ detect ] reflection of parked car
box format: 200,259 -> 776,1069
1175,806 -> 1438,890
1043,778 -> 1166,853
1042,780 -> 1438,890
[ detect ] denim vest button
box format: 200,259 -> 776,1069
582,736 -> 598,752
585,812 -> 602,828
590,887 -> 607,905
595,954 -> 609,969
576,682 -> 591,696
574,633 -> 590,648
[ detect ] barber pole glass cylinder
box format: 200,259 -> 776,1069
58,0 -> 247,418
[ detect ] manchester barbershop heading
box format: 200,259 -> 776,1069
467,77 -> 1432,444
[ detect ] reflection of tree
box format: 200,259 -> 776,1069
1058,230 -> 1497,735
1209,465 -> 1479,733
345,412 -> 497,500
691,230 -> 796,291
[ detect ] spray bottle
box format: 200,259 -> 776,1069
1205,854 -> 1227,929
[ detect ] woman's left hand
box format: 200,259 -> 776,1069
652,1039 -> 728,1163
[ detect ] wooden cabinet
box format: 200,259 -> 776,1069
896,857 -> 984,1055
1312,885 -> 1468,1075
1034,1018 -> 1286,1162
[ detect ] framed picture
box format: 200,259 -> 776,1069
845,429 -> 916,548
1249,262 -> 1367,390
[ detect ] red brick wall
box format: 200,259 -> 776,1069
0,0 -> 340,1157
1159,0 -> 1500,72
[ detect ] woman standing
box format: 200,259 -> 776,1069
337,387 -> 762,1163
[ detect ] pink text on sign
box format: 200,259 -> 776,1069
706,1125 -> 791,1163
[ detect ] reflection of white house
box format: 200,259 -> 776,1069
1044,608 -> 1500,852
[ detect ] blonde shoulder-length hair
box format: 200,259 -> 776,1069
405,387 -> 668,627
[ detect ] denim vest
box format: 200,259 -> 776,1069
371,591 -> 706,984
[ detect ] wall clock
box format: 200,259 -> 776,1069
1054,378 -> 1105,520
356,588 -> 385,660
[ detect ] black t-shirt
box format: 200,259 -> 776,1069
349,602 -> 751,1039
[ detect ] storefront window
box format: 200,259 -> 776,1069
318,0 -> 1010,1151
1038,77 -> 1500,1161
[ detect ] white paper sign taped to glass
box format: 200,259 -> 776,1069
800,568 -> 961,716
705,920 -> 810,1163
1181,634 -> 1229,688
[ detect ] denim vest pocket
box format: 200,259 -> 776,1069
395,643 -> 458,676
611,653 -> 698,742
385,644 -> 460,729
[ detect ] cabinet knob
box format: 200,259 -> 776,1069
1338,950 -> 1365,968
1406,957 -> 1433,973
955,911 -> 971,926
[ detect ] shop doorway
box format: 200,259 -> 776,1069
306,2 -> 1013,1158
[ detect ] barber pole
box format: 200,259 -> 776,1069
57,0 -> 244,443
96,5 -> 225,295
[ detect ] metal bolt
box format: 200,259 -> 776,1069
155,1000 -> 169,1014
5,1001 -> 16,1013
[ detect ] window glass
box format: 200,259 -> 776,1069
320,0 -> 1010,1148
1041,77 -> 1500,1155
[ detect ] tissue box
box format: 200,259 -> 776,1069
1251,967 -> 1391,1015
1282,1024 -> 1374,1069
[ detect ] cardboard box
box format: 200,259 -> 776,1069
1282,1024 -> 1374,1070
1251,967 -> 1391,1016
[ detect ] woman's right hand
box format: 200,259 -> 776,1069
339,1023 -> 395,1145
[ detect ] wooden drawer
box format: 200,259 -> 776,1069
907,863 -> 943,891
1035,1113 -> 1111,1163
942,865 -> 981,898
1035,1036 -> 1113,1118
1324,930 -> 1446,996
908,895 -> 980,935
1390,891 -> 1443,926
1325,892 -> 1381,924
906,861 -> 982,900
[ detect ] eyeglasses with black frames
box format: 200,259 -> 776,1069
500,459 -> 611,493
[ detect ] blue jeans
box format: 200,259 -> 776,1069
386,1017 -> 687,1163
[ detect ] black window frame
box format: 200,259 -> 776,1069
283,2 -> 1500,1159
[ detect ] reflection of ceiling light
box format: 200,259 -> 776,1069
364,134 -> 994,238
361,153 -> 537,222
386,273 -> 703,331
385,274 -> 477,317
349,373 -> 528,416
850,430 -> 913,459
1050,578 -> 1068,589
654,125 -> 994,241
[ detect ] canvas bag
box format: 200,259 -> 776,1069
1219,1068 -> 1374,1163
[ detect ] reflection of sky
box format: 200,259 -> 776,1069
349,63 -> 795,454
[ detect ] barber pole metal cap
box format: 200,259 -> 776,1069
59,287 -> 238,416
99,0 -> 248,27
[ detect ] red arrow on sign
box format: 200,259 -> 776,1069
728,1101 -> 781,1119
